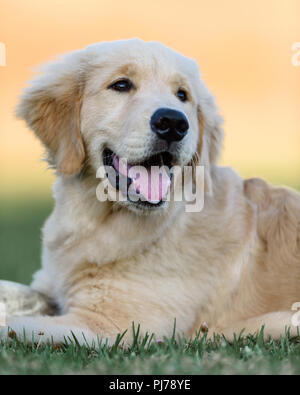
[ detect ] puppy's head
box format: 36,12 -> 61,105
17,39 -> 223,213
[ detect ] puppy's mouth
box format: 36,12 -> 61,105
103,148 -> 174,206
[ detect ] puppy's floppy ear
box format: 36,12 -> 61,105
195,77 -> 224,194
197,85 -> 224,165
16,51 -> 86,175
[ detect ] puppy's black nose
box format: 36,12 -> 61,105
150,108 -> 189,143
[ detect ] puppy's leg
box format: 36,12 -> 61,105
209,311 -> 300,341
0,314 -> 100,346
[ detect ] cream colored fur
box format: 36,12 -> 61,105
2,39 -> 300,345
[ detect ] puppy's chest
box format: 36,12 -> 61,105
60,249 -> 226,322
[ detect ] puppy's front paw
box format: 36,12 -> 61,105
0,280 -> 55,317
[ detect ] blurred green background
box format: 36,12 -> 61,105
0,196 -> 53,284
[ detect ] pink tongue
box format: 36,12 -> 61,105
129,165 -> 170,204
113,155 -> 170,203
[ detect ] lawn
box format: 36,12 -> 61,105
1,329 -> 300,375
0,192 -> 300,375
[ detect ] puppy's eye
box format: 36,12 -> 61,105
108,79 -> 133,92
176,89 -> 188,102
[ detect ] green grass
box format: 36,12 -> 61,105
0,190 -> 300,375
1,328 -> 300,375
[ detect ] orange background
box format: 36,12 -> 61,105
0,0 -> 299,198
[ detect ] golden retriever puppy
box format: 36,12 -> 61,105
1,39 -> 300,344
